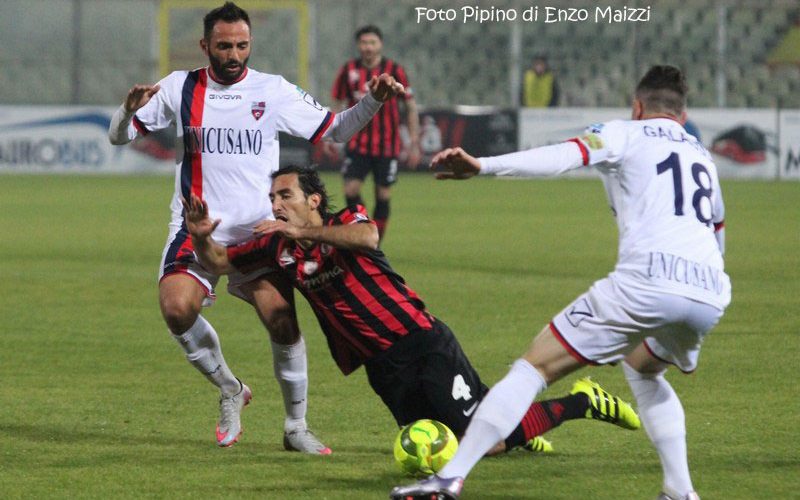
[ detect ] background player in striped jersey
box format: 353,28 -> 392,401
331,25 -> 422,242
108,2 -> 405,453
391,66 -> 730,500
182,165 -> 642,458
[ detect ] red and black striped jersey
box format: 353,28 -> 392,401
226,205 -> 433,374
331,57 -> 412,158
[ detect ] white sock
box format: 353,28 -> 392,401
439,359 -> 546,478
623,362 -> 694,496
271,337 -> 309,432
174,316 -> 240,397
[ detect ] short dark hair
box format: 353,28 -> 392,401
271,165 -> 329,215
635,65 -> 688,116
204,2 -> 251,40
355,25 -> 382,41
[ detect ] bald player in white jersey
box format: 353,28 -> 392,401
108,2 -> 405,453
391,65 -> 730,500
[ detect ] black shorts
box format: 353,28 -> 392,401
341,152 -> 399,186
364,319 -> 488,436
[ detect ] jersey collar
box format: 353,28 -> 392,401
641,113 -> 683,125
206,66 -> 249,86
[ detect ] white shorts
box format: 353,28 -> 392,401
157,223 -> 274,306
550,275 -> 724,373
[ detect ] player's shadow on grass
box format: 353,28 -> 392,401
0,424 -> 212,446
1,423 -> 395,462
0,422 -> 273,452
225,470 -> 402,496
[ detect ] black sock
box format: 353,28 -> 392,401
345,194 -> 364,208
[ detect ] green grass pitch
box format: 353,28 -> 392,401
1,173 -> 798,499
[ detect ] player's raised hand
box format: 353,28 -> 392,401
124,84 -> 161,113
430,147 -> 481,180
368,74 -> 404,102
182,194 -> 220,238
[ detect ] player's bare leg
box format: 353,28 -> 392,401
624,344 -> 698,500
240,273 -> 331,455
160,274 -> 248,446
374,184 -> 391,241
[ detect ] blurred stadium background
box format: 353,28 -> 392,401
2,2 -> 799,498
1,0 -> 799,179
1,0 -> 799,108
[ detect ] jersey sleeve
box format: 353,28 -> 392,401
711,171 -> 726,253
711,168 -> 725,229
335,204 -> 374,226
132,72 -> 179,135
712,177 -> 725,226
569,120 -> 628,166
226,233 -> 279,273
274,77 -> 334,144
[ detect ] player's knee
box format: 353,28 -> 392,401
262,305 -> 300,344
160,295 -> 200,334
622,360 -> 664,382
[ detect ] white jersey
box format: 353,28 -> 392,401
573,118 -> 730,309
131,67 -> 333,244
479,117 -> 730,310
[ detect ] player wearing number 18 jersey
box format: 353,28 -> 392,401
392,66 -> 729,500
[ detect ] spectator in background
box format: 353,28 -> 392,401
522,55 -> 559,107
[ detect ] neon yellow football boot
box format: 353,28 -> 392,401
570,377 -> 641,430
523,435 -> 554,453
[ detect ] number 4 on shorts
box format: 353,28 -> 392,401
451,374 -> 472,401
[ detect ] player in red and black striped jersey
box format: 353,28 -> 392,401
184,165 -> 641,452
227,201 -> 434,375
331,25 -> 421,241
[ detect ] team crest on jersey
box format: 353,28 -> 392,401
348,69 -> 360,84
251,101 -> 266,120
303,260 -> 319,275
320,244 -> 332,256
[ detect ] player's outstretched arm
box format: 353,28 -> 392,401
108,83 -> 161,145
182,194 -> 234,275
323,73 -> 403,144
253,219 -> 379,252
440,141 -> 586,179
430,147 -> 481,180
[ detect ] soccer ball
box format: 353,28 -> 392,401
393,419 -> 458,476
